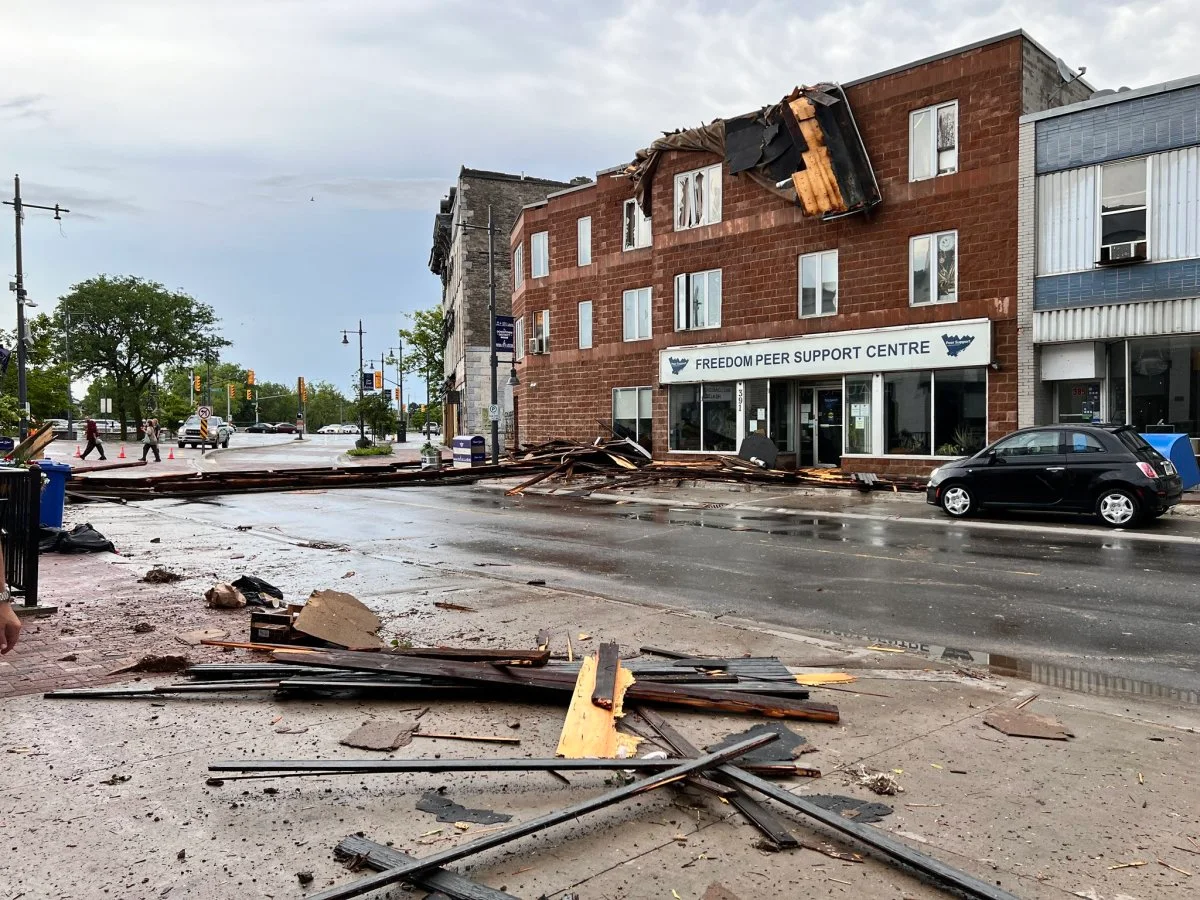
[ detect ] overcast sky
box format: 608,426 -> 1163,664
3,0 -> 1197,398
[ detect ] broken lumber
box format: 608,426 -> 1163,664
209,757 -> 807,777
335,834 -> 519,900
555,651 -> 639,758
304,732 -> 777,900
591,641 -> 621,710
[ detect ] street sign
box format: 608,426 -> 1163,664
197,405 -> 212,419
488,403 -> 500,420
495,315 -> 514,353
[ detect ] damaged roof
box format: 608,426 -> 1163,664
625,83 -> 880,220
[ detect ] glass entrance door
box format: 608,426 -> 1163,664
799,385 -> 844,467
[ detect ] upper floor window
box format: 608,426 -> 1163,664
674,269 -> 721,331
910,230 -> 957,306
578,300 -> 593,349
531,308 -> 550,354
531,231 -> 549,278
1099,158 -> 1148,263
513,244 -> 524,289
514,316 -> 525,360
623,199 -> 652,250
799,250 -> 838,317
577,217 -> 592,266
674,164 -> 722,230
910,101 -> 958,181
623,287 -> 652,341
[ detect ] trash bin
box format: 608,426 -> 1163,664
39,459 -> 72,528
452,435 -> 487,467
1141,433 -> 1200,490
420,446 -> 442,471
397,421 -> 407,443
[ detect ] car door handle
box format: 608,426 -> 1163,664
1044,466 -> 1065,472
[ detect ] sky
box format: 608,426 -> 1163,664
3,0 -> 1198,401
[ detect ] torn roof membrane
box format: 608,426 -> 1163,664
625,83 -> 880,220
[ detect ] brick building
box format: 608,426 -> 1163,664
430,168 -> 574,445
510,32 -> 1091,476
1017,75 -> 1200,452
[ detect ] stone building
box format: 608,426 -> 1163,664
429,168 -> 574,447
510,31 -> 1091,477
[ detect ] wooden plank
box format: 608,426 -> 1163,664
335,834 -> 519,900
592,642 -> 621,710
273,650 -> 840,723
720,765 -> 1019,900
304,733 -> 778,900
640,645 -> 692,659
555,654 -> 640,759
635,707 -> 800,850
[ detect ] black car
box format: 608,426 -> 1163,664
927,424 -> 1182,528
245,422 -> 277,434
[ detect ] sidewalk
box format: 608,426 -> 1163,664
2,502 -> 1197,900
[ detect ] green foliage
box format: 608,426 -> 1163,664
397,306 -> 445,389
303,381 -> 351,432
55,275 -> 228,439
0,394 -> 21,431
0,313 -> 71,421
347,443 -> 394,457
354,392 -> 396,440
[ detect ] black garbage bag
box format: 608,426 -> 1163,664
231,574 -> 284,608
39,523 -> 116,554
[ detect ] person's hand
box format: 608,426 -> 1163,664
0,602 -> 21,654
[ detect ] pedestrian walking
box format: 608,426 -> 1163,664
141,418 -> 161,462
80,418 -> 107,460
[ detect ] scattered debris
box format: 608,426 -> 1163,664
99,774 -> 131,785
296,871 -> 314,885
796,794 -> 893,824
339,720 -> 417,751
794,672 -> 856,686
1107,860 -> 1147,870
111,655 -> 190,676
297,540 -> 348,551
294,590 -> 383,650
798,840 -> 864,862
416,793 -> 513,825
175,628 -> 228,646
1158,859 -> 1193,877
205,582 -> 247,609
131,622 -> 156,634
414,731 -> 520,746
58,653 -> 77,662
707,723 -> 810,762
231,575 -> 284,608
140,567 -> 183,584
526,579 -> 546,586
850,765 -> 903,796
983,707 -> 1074,741
434,601 -> 477,613
38,523 -> 116,553
334,835 -> 521,900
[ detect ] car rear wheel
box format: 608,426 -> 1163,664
1096,489 -> 1140,527
940,483 -> 975,517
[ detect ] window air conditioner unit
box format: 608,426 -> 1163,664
528,336 -> 545,355
1099,240 -> 1147,265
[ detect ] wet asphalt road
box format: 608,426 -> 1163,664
154,485 -> 1200,701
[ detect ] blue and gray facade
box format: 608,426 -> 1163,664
1018,76 -> 1200,451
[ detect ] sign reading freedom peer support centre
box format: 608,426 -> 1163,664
659,318 -> 992,384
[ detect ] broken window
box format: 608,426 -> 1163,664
1099,158 -> 1148,263
673,269 -> 721,331
799,250 -> 838,317
622,287 -> 652,341
910,231 -> 957,306
531,231 -> 549,278
673,163 -> 722,230
513,244 -> 524,289
909,101 -> 957,181
623,199 -> 652,251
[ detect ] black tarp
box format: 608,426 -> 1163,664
39,523 -> 115,554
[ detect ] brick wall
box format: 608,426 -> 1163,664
512,34 -> 1064,474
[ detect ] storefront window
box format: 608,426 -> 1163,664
845,375 -> 872,454
769,380 -> 795,452
1129,335 -> 1200,437
744,381 -> 769,440
1056,381 -> 1101,424
613,387 -> 653,451
885,371 -> 931,454
1107,341 -> 1126,425
669,383 -> 737,452
934,369 -> 987,455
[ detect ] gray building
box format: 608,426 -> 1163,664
1018,75 -> 1200,452
429,168 -> 573,446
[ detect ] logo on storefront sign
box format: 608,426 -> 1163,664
668,356 -> 690,375
941,334 -> 975,357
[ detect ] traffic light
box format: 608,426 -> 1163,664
193,374 -> 201,392
246,389 -> 253,401
374,370 -> 383,390
394,387 -> 400,400
227,384 -> 235,399
247,370 -> 255,386
298,376 -> 307,404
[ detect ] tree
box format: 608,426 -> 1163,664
397,306 -> 445,411
355,392 -> 395,441
304,381 -> 351,432
0,313 -> 70,422
54,276 -> 228,439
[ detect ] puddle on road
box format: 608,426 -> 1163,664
828,631 -> 1199,706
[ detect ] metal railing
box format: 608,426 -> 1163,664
0,464 -> 41,607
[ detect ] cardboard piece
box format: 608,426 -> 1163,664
340,720 -> 416,751
983,708 -> 1074,741
294,589 -> 383,650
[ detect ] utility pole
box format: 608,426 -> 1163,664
4,175 -> 70,440
341,321 -> 366,447
387,342 -> 404,439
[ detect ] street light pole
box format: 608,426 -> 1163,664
5,174 -> 70,440
387,343 -> 404,439
341,320 -> 366,447
456,206 -> 499,464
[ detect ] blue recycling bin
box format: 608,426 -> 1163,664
1141,433 -> 1200,490
39,459 -> 73,528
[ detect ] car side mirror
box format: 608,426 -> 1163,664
984,448 -> 998,465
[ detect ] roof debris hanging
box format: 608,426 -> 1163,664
624,83 -> 880,220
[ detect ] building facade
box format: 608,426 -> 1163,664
511,32 -> 1090,476
1018,77 -> 1200,454
430,169 -> 573,445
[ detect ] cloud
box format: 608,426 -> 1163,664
254,174 -> 449,211
0,93 -> 49,121
17,182 -> 143,220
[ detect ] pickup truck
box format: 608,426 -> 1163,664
178,415 -> 232,449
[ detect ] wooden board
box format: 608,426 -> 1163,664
592,642 -> 620,709
294,590 -> 383,650
555,655 -> 640,759
983,708 -> 1074,740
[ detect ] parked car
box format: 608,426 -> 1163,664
245,422 -> 277,434
177,415 -> 232,449
423,422 -> 442,435
338,424 -> 359,434
316,424 -> 343,435
927,424 -> 1182,528
274,422 -> 297,434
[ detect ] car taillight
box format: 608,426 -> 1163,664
1136,461 -> 1158,479
1163,460 -> 1177,475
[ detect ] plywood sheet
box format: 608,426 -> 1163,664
555,655 -> 640,759
294,589 -> 383,650
983,708 -> 1074,741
